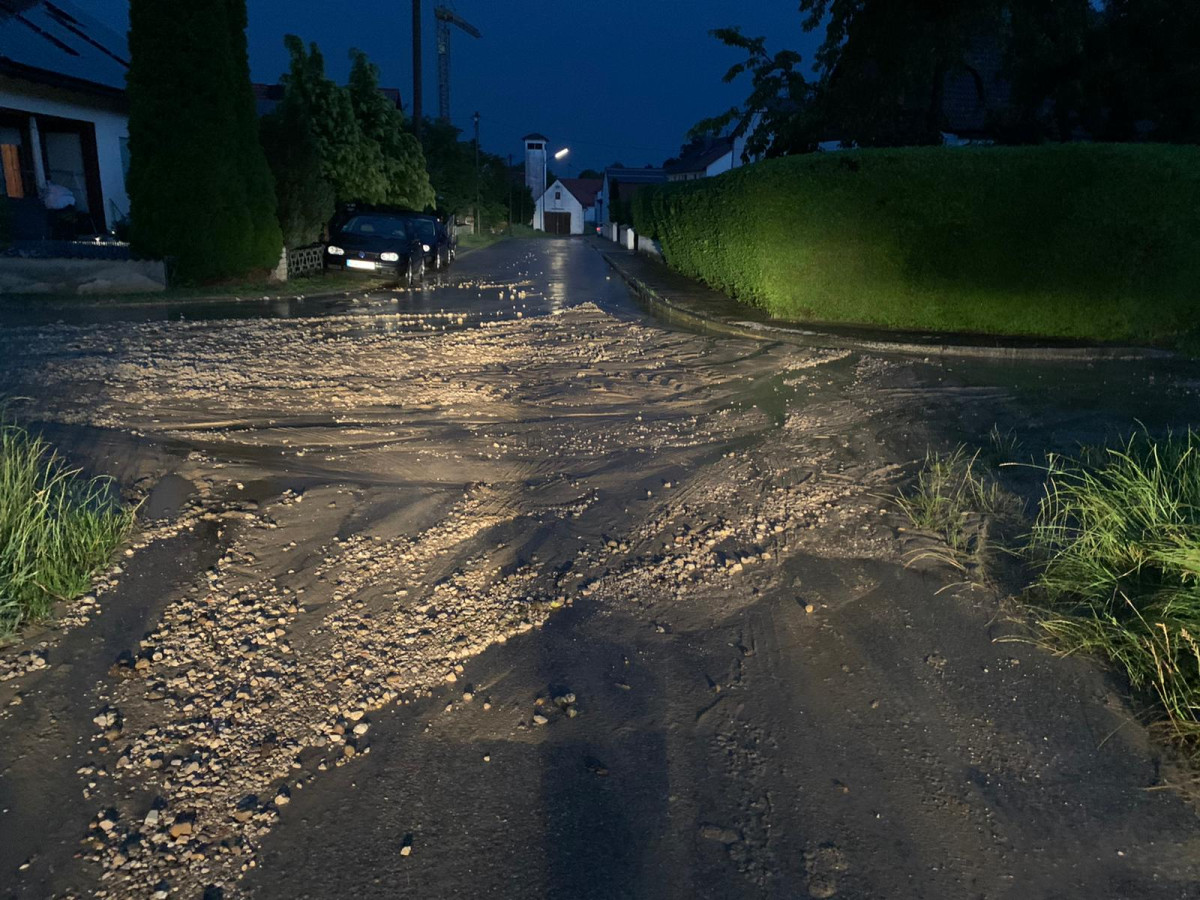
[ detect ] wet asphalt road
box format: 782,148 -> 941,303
1,237 -> 1199,900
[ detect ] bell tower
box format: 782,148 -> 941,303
523,132 -> 548,227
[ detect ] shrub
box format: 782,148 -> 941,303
632,144 -> 1200,344
0,422 -> 132,634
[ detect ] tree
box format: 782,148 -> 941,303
278,36 -> 387,204
347,50 -> 435,210
690,28 -> 818,158
260,101 -> 336,248
1093,0 -> 1200,143
126,0 -> 282,281
419,119 -> 532,228
577,169 -> 604,180
275,39 -> 436,210
803,0 -> 1007,147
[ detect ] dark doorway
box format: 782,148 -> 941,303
545,212 -> 571,235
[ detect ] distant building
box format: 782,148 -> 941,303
534,177 -> 602,235
663,134 -> 746,183
523,132 -> 548,228
600,166 -> 666,227
0,0 -> 130,235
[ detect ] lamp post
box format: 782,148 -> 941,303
546,147 -> 568,234
412,0 -> 422,138
473,111 -> 480,236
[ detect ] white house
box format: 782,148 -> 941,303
534,177 -> 602,236
664,134 -> 747,183
0,0 -> 130,237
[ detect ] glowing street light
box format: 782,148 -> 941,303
554,147 -> 570,160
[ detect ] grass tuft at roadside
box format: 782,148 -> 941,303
1027,430 -> 1200,748
898,428 -> 1200,754
0,419 -> 133,636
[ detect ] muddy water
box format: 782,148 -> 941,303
0,238 -> 1198,899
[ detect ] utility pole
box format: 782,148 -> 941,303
473,111 -> 481,236
412,0 -> 423,138
508,153 -> 514,235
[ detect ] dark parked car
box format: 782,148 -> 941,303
406,213 -> 455,272
325,209 -> 429,286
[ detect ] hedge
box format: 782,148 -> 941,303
631,145 -> 1200,344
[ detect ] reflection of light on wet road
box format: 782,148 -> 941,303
545,240 -> 570,312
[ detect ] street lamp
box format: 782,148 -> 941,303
473,111 -> 480,235
554,147 -> 570,161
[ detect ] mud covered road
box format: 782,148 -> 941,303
1,238 -> 1199,899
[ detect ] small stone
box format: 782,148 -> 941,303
804,603 -> 815,615
353,722 -> 369,736
532,714 -> 549,727
168,820 -> 193,839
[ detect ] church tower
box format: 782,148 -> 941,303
523,133 -> 548,228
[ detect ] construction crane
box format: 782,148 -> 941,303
434,4 -> 481,124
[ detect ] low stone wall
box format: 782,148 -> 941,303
0,257 -> 167,295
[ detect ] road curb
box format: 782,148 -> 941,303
600,249 -> 1176,363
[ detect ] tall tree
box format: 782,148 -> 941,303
260,100 -> 336,249
126,0 -> 281,280
690,28 -> 817,158
279,36 -> 387,204
803,0 -> 1007,146
347,50 -> 435,210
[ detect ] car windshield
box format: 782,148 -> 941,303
411,218 -> 438,242
339,215 -> 411,239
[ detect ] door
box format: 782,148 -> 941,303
545,212 -> 571,235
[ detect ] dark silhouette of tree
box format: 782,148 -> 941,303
127,0 -> 281,280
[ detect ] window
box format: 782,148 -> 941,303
555,190 -> 561,200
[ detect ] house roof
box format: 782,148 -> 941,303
604,166 -> 666,185
523,132 -> 548,141
665,135 -> 735,175
0,0 -> 129,97
559,177 -> 602,208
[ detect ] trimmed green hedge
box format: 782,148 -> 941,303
632,145 -> 1200,344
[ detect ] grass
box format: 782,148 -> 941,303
895,445 -> 1011,561
0,420 -> 133,635
1026,430 -> 1200,748
898,429 -> 1200,753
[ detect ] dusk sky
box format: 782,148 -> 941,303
87,0 -> 824,173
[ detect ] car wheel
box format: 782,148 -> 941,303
405,261 -> 414,288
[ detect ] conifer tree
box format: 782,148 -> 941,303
126,0 -> 281,281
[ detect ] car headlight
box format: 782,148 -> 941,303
422,244 -> 431,253
380,252 -> 399,262
327,245 -> 345,256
